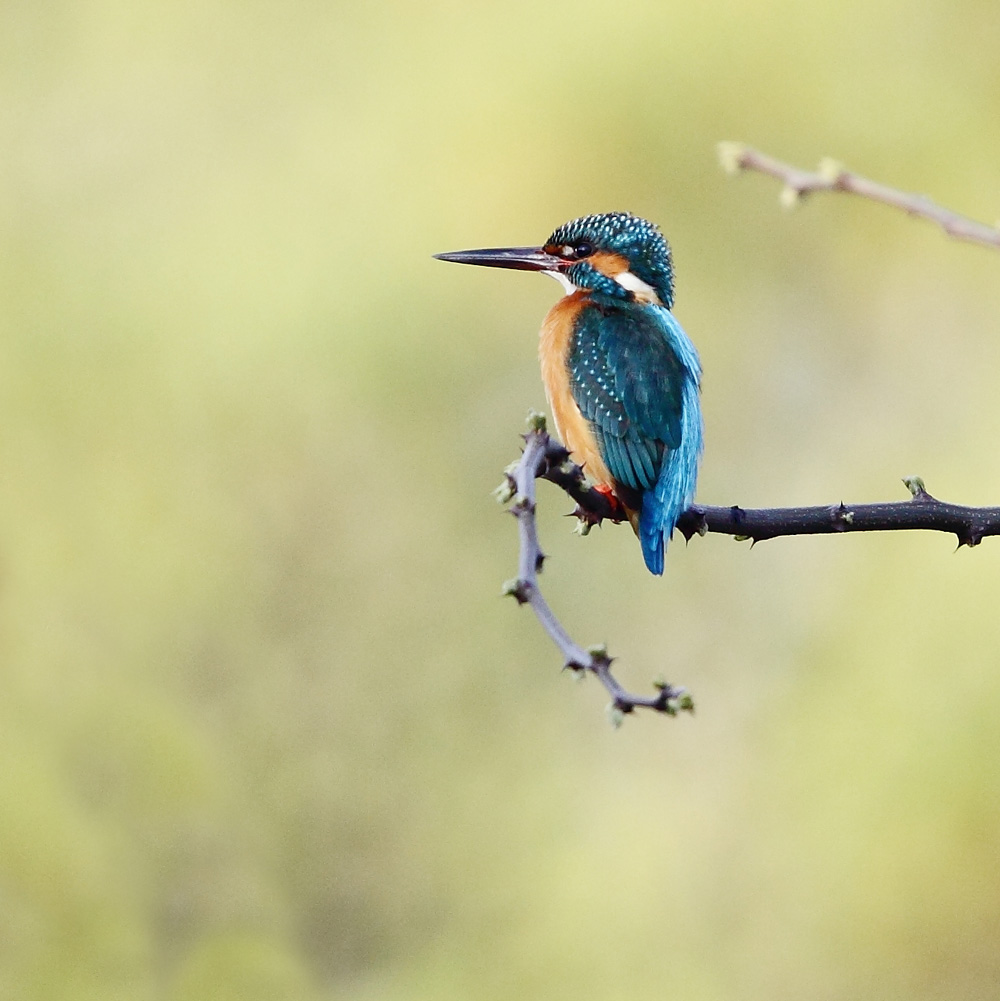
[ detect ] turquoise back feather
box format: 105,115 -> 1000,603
639,308 -> 702,575
568,298 -> 702,575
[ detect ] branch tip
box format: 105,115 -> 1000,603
586,643 -> 611,665
525,410 -> 548,433
716,141 -> 747,175
493,476 -> 517,505
816,157 -> 845,184
779,185 -> 802,210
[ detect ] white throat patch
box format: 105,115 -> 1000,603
542,267 -> 661,304
613,269 -> 662,304
543,270 -> 577,296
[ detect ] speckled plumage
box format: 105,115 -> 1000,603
544,213 -> 701,574
435,211 -> 702,575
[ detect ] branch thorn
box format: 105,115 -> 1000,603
501,577 -> 532,604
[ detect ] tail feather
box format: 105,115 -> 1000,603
638,381 -> 703,575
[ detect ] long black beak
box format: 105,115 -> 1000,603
433,246 -> 566,272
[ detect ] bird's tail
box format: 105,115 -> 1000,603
639,383 -> 703,575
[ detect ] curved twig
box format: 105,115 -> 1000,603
498,413 -> 694,722
718,143 -> 1000,251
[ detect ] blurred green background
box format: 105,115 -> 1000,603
2,1 -> 1000,998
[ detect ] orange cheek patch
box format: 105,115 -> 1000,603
587,251 -> 630,276
588,251 -> 661,304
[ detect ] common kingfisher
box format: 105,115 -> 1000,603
436,212 -> 702,575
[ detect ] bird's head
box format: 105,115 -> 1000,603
435,211 -> 675,308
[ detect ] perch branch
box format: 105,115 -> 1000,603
557,458 -> 1000,550
677,478 -> 1000,548
718,142 -> 1000,251
498,413 -> 693,721
500,417 -> 1000,720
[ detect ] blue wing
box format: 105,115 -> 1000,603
569,299 -> 702,574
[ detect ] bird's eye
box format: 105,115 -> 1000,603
552,242 -> 594,260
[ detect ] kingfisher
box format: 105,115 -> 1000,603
436,212 -> 702,575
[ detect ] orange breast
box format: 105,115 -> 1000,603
538,293 -> 613,486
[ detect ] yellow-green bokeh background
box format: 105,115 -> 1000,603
3,2 -> 1000,998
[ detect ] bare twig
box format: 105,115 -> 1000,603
678,478 -> 1000,548
498,413 -> 694,722
718,142 -> 1000,251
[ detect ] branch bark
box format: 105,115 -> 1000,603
677,482 -> 1000,548
718,143 -> 1000,251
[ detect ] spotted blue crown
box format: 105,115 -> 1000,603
547,212 -> 675,308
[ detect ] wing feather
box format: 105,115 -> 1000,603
569,301 -> 685,492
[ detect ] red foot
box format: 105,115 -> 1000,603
592,484 -> 630,523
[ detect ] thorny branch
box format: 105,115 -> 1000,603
500,414 -> 1000,720
539,428 -> 1000,548
498,413 -> 694,722
677,484 -> 1000,549
718,143 -> 1000,251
